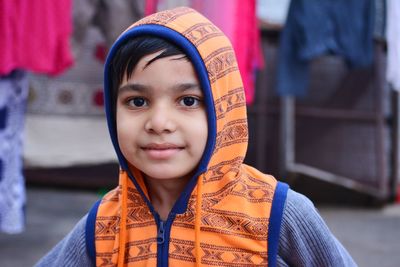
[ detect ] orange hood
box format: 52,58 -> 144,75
104,7 -> 248,197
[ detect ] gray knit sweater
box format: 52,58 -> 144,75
35,189 -> 357,266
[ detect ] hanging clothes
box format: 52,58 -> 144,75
0,70 -> 29,234
373,0 -> 386,41
276,0 -> 374,97
386,0 -> 400,91
145,0 -> 262,104
0,0 -> 73,76
145,0 -> 159,15
0,0 -> 73,234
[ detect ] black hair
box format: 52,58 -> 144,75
110,36 -> 187,117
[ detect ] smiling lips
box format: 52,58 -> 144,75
141,143 -> 184,159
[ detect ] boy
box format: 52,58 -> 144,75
36,7 -> 356,266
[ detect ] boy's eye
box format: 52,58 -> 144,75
127,97 -> 147,107
180,96 -> 200,107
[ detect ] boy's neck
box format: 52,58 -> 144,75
144,174 -> 192,221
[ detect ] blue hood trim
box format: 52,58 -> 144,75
268,181 -> 289,265
104,24 -> 216,214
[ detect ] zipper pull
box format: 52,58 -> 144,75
157,221 -> 165,244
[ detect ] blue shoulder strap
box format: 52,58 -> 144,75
268,181 -> 289,266
85,199 -> 101,265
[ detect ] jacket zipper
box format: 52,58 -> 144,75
157,220 -> 165,244
156,214 -> 175,267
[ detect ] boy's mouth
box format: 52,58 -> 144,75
141,143 -> 184,159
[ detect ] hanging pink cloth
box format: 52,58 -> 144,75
145,0 -> 263,104
0,0 -> 74,76
145,0 -> 158,15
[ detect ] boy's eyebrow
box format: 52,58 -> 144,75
118,83 -> 201,93
118,83 -> 148,93
174,82 -> 201,92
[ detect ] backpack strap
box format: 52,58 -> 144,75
85,199 -> 101,265
268,181 -> 289,266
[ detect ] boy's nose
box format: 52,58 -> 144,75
144,107 -> 176,134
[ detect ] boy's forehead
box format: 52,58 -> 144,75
119,53 -> 202,95
128,52 -> 190,78
140,51 -> 186,66
118,81 -> 202,93
141,51 -> 164,64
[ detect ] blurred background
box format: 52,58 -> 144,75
1,0 -> 400,266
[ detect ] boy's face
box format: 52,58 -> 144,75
116,51 -> 208,181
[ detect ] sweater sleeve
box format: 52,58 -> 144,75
34,214 -> 93,267
278,189 -> 358,267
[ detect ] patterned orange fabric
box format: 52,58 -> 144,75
95,7 -> 278,266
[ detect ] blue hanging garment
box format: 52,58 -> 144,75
276,0 -> 374,97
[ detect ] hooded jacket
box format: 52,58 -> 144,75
86,7 -> 289,267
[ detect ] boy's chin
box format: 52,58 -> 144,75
140,168 -> 196,182
127,163 -> 197,181
142,172 -> 191,181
